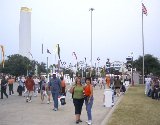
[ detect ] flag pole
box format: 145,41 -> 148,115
47,56 -> 49,82
142,5 -> 145,84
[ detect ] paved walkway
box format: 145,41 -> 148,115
0,83 -> 120,125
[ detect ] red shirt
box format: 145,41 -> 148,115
25,78 -> 35,91
84,84 -> 91,96
61,80 -> 66,87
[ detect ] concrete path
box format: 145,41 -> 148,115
0,83 -> 121,125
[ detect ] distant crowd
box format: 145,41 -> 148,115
145,76 -> 160,100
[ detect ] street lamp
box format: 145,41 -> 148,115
131,52 -> 134,86
60,61 -> 66,76
97,57 -> 100,77
89,8 -> 94,76
106,58 -> 110,74
79,61 -> 84,78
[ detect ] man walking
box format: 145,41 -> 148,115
8,76 -> 15,95
49,73 -> 61,111
1,76 -> 8,99
25,74 -> 35,102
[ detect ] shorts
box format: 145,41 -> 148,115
41,90 -> 48,96
47,91 -> 51,95
115,87 -> 120,89
26,91 -> 33,97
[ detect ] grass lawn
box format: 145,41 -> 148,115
107,85 -> 160,125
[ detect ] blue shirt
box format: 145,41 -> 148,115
49,77 -> 61,93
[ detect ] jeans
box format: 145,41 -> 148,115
145,83 -> 150,95
9,84 -> 14,95
52,92 -> 59,109
85,96 -> 93,121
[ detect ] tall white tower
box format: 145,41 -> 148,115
19,7 -> 32,59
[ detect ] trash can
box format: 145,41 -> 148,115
103,89 -> 113,107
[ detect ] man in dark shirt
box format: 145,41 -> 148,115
1,76 -> 8,99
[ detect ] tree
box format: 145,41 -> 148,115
133,54 -> 160,76
0,54 -> 30,76
38,62 -> 47,74
0,54 -> 47,76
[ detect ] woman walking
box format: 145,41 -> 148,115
17,76 -> 24,96
70,77 -> 84,124
33,76 -> 40,97
84,77 -> 94,125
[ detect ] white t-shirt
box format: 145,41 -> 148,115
34,78 -> 40,85
145,78 -> 151,86
21,77 -> 26,83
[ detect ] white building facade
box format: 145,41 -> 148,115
19,7 -> 31,59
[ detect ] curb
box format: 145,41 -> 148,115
100,85 -> 130,125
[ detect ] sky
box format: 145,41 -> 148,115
0,0 -> 160,67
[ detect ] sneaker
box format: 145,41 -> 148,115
53,108 -> 58,111
28,100 -> 32,103
78,119 -> 82,122
26,97 -> 29,102
86,120 -> 92,125
47,101 -> 50,104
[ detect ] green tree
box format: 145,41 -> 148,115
0,54 -> 30,76
37,62 -> 47,74
0,54 -> 47,76
133,54 -> 160,76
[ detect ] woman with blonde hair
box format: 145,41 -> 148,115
70,76 -> 84,124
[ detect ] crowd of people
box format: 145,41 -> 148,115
0,73 -> 94,124
1,72 -> 159,124
0,73 -> 129,125
145,76 -> 160,100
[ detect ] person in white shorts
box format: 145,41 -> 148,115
40,77 -> 48,103
33,76 -> 40,97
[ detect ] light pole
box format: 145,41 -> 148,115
106,58 -> 110,74
97,57 -> 100,77
79,61 -> 84,78
89,8 -> 94,77
60,60 -> 66,76
131,52 -> 134,86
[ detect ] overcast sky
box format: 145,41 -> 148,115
0,0 -> 160,66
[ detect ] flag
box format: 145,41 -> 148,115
57,44 -> 60,59
28,52 -> 33,58
72,52 -> 77,60
47,49 -> 51,54
0,45 -> 5,68
142,3 -> 147,16
42,44 -> 43,54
